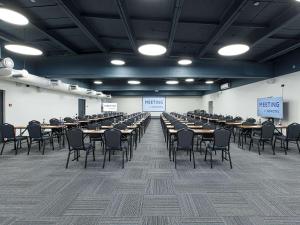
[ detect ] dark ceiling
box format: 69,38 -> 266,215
0,0 -> 300,95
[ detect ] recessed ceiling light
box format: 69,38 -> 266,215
296,0 -> 300,2
218,44 -> 250,56
0,8 -> 29,26
138,44 -> 167,56
185,78 -> 194,82
128,80 -> 141,85
4,44 -> 43,56
94,81 -> 103,85
111,59 -> 125,66
178,59 -> 192,66
205,80 -> 214,84
253,1 -> 260,6
166,80 -> 179,85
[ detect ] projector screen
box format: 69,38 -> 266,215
257,97 -> 283,119
103,103 -> 118,112
143,96 -> 166,112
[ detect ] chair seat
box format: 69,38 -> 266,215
72,143 -> 93,151
251,135 -> 272,141
32,135 -> 51,141
91,137 -> 103,142
207,143 -> 227,151
5,136 -> 27,141
276,135 -> 287,140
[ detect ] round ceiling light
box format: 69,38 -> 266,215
128,80 -> 141,85
111,59 -> 125,66
94,81 -> 103,85
4,44 -> 43,56
205,80 -> 214,84
0,8 -> 29,26
166,80 -> 179,85
185,78 -> 194,82
178,59 -> 192,66
138,44 -> 167,56
218,44 -> 250,56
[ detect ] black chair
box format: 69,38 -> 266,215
50,118 -> 65,147
103,129 -> 128,169
101,120 -> 112,126
27,123 -> 54,155
87,123 -> 104,153
205,128 -> 232,169
239,121 -> 256,148
197,123 -> 216,152
65,128 -> 95,168
174,129 -> 195,169
273,123 -> 300,154
28,120 -> 41,126
1,123 -> 29,155
64,117 -> 75,123
249,123 -> 275,155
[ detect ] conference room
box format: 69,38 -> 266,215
0,0 -> 300,224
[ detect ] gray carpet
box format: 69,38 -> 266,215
1,119 -> 300,224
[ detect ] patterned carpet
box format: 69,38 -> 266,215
1,119 -> 300,224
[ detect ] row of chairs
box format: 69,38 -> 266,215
162,113 -> 232,169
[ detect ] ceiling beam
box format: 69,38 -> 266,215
81,13 -> 267,29
198,0 -> 248,58
167,0 -> 184,55
258,39 -> 300,63
0,30 -> 20,43
56,0 -> 107,52
249,7 -> 300,48
1,0 -> 78,55
115,0 -> 138,53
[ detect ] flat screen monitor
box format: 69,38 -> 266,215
257,97 -> 283,119
142,96 -> 166,112
103,103 -> 118,112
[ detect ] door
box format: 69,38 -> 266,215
208,101 -> 213,114
0,90 -> 3,125
0,90 -> 4,142
78,98 -> 86,118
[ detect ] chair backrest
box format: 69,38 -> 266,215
203,123 -> 216,130
177,129 -> 194,149
213,128 -> 231,148
174,123 -> 187,130
113,123 -> 127,130
104,128 -> 122,150
194,120 -> 204,126
50,118 -> 60,125
66,128 -> 85,150
64,117 -> 75,123
246,118 -> 256,124
234,116 -> 242,121
28,120 -> 41,126
287,123 -> 300,140
87,123 -> 99,130
1,123 -> 15,139
101,120 -> 112,126
261,123 -> 275,139
27,123 -> 42,139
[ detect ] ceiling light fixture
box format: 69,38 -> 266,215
205,80 -> 214,84
4,44 -> 43,56
218,44 -> 250,56
111,59 -> 125,66
0,8 -> 29,26
185,78 -> 194,82
178,59 -> 192,66
94,81 -> 103,85
128,80 -> 141,85
138,44 -> 167,56
166,80 -> 179,85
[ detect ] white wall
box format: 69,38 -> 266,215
201,71 -> 300,124
111,96 -> 202,116
0,80 -> 102,125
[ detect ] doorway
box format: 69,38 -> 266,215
78,98 -> 86,118
208,101 -> 213,114
0,90 -> 3,125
